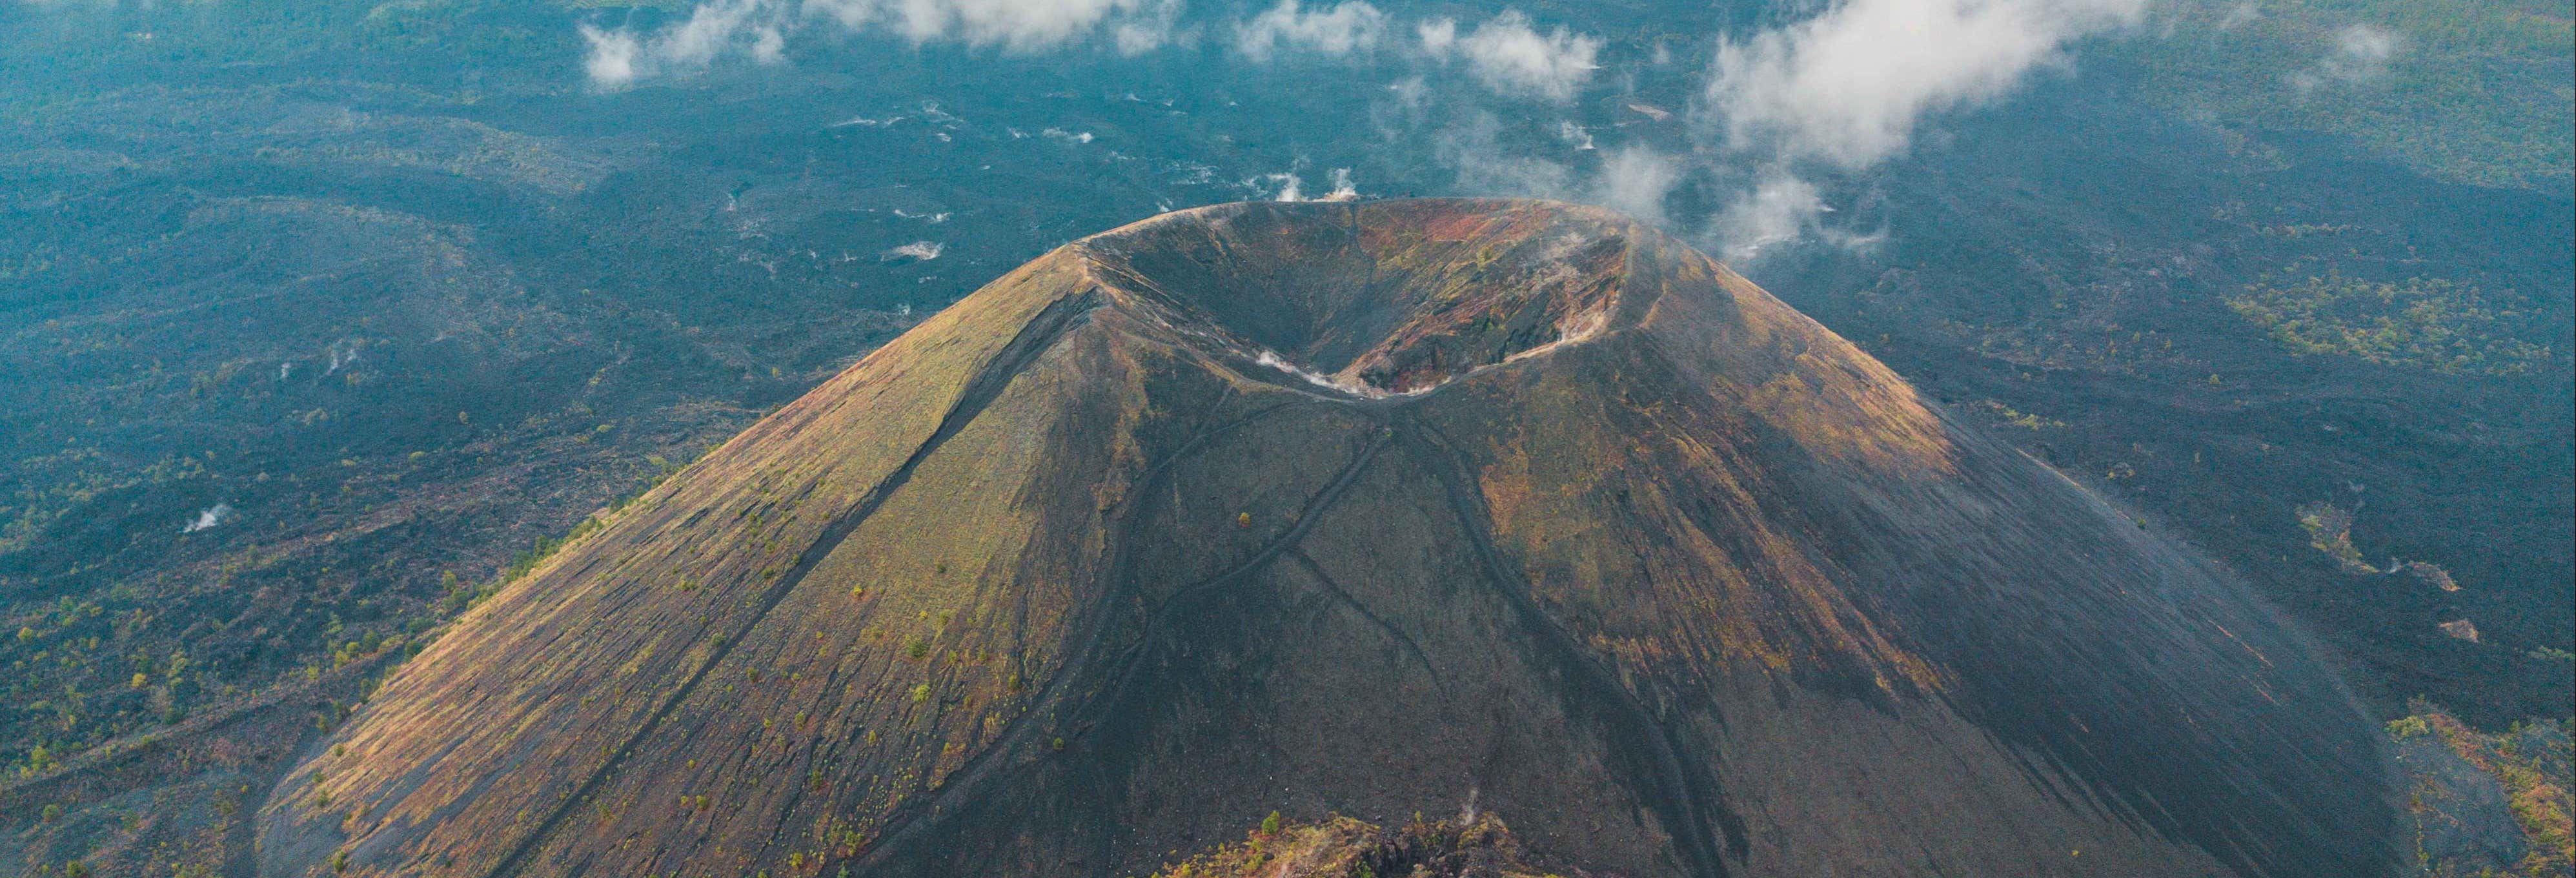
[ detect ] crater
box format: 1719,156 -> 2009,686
1079,199 -> 1634,396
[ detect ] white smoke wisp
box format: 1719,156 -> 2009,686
1251,168 -> 1357,202
1557,120 -> 1596,151
1249,349 -> 1436,399
182,503 -> 233,534
882,241 -> 943,261
1321,167 -> 1359,201
1263,172 -> 1303,201
1233,0 -> 1388,61
1423,10 -> 1602,103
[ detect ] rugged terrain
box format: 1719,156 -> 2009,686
1149,812 -> 1561,878
252,199 -> 2393,877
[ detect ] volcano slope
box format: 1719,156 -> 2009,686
258,199 -> 2395,877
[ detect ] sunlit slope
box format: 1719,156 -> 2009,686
260,199 -> 2396,877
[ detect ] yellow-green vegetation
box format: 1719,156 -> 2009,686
1149,812 -> 1561,878
2391,702 -> 2573,877
1975,399 -> 2064,429
2229,270 -> 2555,375
2294,500 -> 2375,573
2131,0 -> 2575,189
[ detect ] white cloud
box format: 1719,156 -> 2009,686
1415,17 -> 1455,53
580,0 -> 787,87
1115,17 -> 1175,54
1557,119 -> 1595,151
1685,0 -> 2140,258
2333,23 -> 2399,69
2215,1 -> 2259,31
1591,147 -> 1679,227
584,0 -> 1182,85
1710,170 -> 1827,262
1429,110 -> 1574,201
1704,0 -> 2145,170
2291,24 -> 2401,93
581,24 -> 642,87
1427,10 -> 1602,103
1233,0 -> 1388,61
1414,10 -> 1603,104
806,0 -> 1176,50
664,0 -> 773,68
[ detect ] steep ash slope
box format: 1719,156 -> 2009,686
259,199 -> 2395,877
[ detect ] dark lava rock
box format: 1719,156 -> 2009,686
258,199 -> 2397,877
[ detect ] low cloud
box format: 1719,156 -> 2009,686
1683,0 -> 2142,258
1709,171 -> 1825,262
1590,147 -> 1679,228
806,0 -> 1177,52
1423,10 -> 1602,103
581,0 -> 786,87
2289,24 -> 2400,94
1706,0 -> 2145,171
585,0 -> 1182,86
1233,0 -> 1388,61
1393,0 -> 2138,260
1428,111 -> 1575,202
2216,1 -> 2260,31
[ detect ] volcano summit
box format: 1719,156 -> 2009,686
260,199 -> 2395,877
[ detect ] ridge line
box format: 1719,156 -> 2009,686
1397,414 -> 1739,878
472,289 -> 1100,878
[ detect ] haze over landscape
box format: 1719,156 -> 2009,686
0,0 -> 2569,876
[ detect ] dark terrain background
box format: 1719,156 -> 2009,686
0,0 -> 2568,873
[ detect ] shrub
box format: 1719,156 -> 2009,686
2227,271 -> 2553,375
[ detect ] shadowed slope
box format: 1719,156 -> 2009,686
259,199 -> 2396,878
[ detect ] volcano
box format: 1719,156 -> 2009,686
259,199 -> 2395,877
